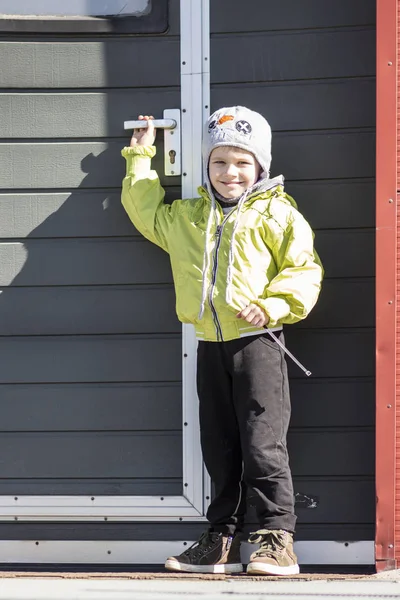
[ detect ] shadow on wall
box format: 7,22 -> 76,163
0,21 -> 180,384
0,145 -> 177,349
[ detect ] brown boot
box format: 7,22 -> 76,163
165,530 -> 243,574
246,529 -> 299,576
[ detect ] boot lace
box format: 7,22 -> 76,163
183,530 -> 220,560
248,529 -> 288,558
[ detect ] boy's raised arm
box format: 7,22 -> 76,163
121,115 -> 180,253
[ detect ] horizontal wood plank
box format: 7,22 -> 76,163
0,330 -> 373,384
211,29 -> 375,83
0,189 -> 180,239
247,478 -> 374,524
315,229 -> 374,279
0,239 -> 173,286
0,285 -> 179,335
0,29 -> 374,89
0,383 -> 181,432
287,179 -> 375,230
0,429 -> 371,478
0,39 -> 180,88
0,140 -> 179,189
0,335 -> 182,383
300,278 -> 374,329
0,378 -> 373,432
0,278 -> 372,336
0,432 -> 182,478
0,179 -> 373,240
284,329 -> 374,379
0,478 -> 182,496
211,0 -> 375,32
211,79 -> 375,131
288,430 -> 374,477
0,229 -> 373,287
273,130 -> 375,181
0,78 -> 374,139
0,89 -> 181,139
0,131 -> 374,189
290,379 -> 374,428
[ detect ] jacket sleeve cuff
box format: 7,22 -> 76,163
121,146 -> 156,176
254,297 -> 291,329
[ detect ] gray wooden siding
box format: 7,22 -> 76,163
210,0 -> 375,31
0,90 -> 181,138
0,0 -> 376,555
0,239 -> 172,286
0,279 -> 373,336
0,140 -> 177,188
0,132 -> 373,188
0,287 -> 178,335
0,336 -> 182,382
210,0 -> 375,541
0,40 -> 180,88
0,433 -> 182,478
0,378 -> 183,496
0,230 -> 374,286
0,0 -> 183,502
0,189 -> 180,237
211,30 -> 374,83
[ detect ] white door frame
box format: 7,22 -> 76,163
0,0 -> 210,523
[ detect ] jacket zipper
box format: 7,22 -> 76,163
208,210 -> 236,342
205,185 -> 281,341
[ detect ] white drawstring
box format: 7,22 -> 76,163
198,195 -> 216,320
264,328 -> 311,376
225,190 -> 249,305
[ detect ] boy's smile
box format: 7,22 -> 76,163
209,146 -> 261,199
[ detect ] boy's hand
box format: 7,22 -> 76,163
130,115 -> 156,147
237,303 -> 269,328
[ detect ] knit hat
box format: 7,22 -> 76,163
202,106 -> 272,180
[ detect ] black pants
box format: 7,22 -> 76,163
197,332 -> 296,535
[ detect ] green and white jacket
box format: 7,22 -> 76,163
121,145 -> 323,342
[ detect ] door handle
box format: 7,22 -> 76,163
124,109 -> 181,177
123,118 -> 176,130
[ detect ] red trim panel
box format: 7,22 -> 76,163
376,0 -> 397,573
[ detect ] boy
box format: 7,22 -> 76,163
121,106 -> 323,576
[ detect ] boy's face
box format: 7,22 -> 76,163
209,146 -> 261,199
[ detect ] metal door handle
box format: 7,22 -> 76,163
123,109 -> 181,177
123,118 -> 177,130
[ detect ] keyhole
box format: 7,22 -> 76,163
169,150 -> 176,164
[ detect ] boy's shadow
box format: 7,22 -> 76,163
0,146 -> 177,380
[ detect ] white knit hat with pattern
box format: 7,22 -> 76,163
202,106 -> 272,178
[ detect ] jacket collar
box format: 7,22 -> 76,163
198,174 -> 285,205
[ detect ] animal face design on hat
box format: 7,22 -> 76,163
208,113 -> 252,136
208,114 -> 236,130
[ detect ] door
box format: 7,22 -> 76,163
0,0 -> 209,561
